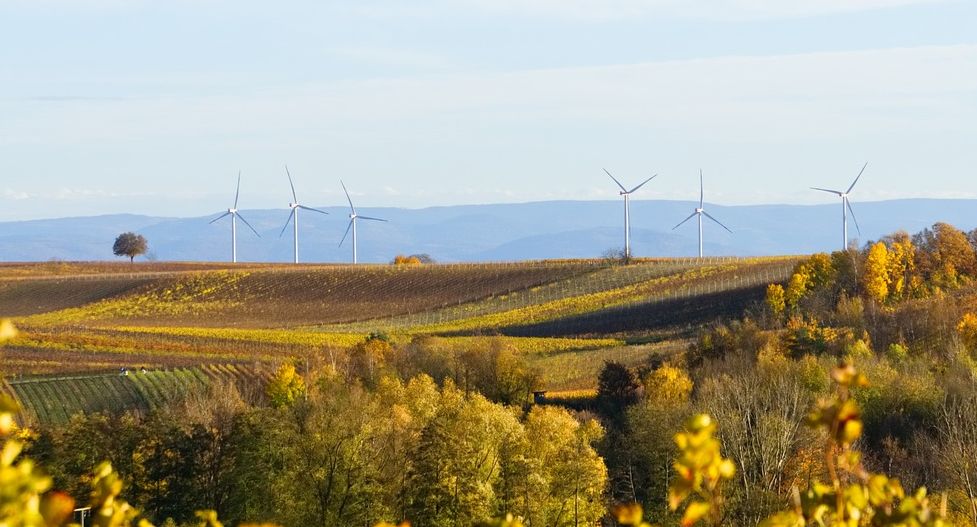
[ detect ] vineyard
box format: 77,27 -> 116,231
18,261 -> 601,327
4,364 -> 270,425
0,257 -> 800,424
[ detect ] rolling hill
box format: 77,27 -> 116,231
0,258 -> 796,376
1,199 -> 975,263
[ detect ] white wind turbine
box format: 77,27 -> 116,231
339,180 -> 387,264
811,162 -> 867,251
279,166 -> 329,264
604,168 -> 657,260
209,172 -> 261,263
672,170 -> 732,258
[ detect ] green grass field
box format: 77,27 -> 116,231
0,257 -> 798,423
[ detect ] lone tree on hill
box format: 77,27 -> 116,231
112,232 -> 148,263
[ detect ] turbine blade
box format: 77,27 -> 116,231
236,213 -> 261,237
846,161 -> 868,194
627,174 -> 657,194
603,168 -> 628,193
209,211 -> 231,224
699,169 -> 704,208
672,212 -> 697,230
846,198 -> 862,236
340,180 -> 356,213
703,211 -> 733,233
234,171 -> 241,209
298,205 -> 329,215
338,220 -> 353,247
285,165 -> 298,203
278,209 -> 295,238
811,187 -> 843,196
357,215 -> 388,222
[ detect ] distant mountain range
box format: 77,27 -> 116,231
0,199 -> 974,263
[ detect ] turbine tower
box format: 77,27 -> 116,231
604,169 -> 656,260
279,166 -> 329,264
811,162 -> 867,251
339,180 -> 387,264
209,172 -> 261,263
672,170 -> 732,258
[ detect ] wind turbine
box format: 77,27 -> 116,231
209,172 -> 261,263
811,162 -> 867,251
339,180 -> 387,264
672,170 -> 732,258
604,169 -> 656,260
279,166 -> 329,264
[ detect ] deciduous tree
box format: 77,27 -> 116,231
113,232 -> 148,263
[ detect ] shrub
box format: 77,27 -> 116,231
266,363 -> 306,407
392,255 -> 422,265
765,284 -> 786,318
957,313 -> 977,352
641,365 -> 692,405
886,342 -> 909,362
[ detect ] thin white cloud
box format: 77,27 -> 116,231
327,47 -> 453,70
459,0 -> 948,20
9,44 -> 971,142
2,189 -> 31,200
2,44 -> 975,207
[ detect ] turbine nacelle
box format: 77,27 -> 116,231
339,179 -> 388,264
210,172 -> 260,263
672,170 -> 731,258
811,162 -> 868,250
603,168 -> 657,260
280,166 -> 329,263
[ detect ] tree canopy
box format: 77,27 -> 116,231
113,232 -> 148,263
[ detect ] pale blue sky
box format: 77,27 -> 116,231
1,0 -> 975,220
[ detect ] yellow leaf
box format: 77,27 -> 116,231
681,501 -> 712,527
719,459 -> 736,479
0,319 -> 17,342
841,419 -> 863,445
614,503 -> 645,525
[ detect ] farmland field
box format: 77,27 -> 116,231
0,257 -> 799,424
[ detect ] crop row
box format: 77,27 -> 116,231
401,258 -> 797,334
23,271 -> 247,326
5,323 -> 627,374
0,276 -> 161,318
5,364 -> 270,425
325,257 -> 797,334
21,262 -> 601,328
320,259 -> 706,332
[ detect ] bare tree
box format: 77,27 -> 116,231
937,393 -> 977,524
698,367 -> 810,525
